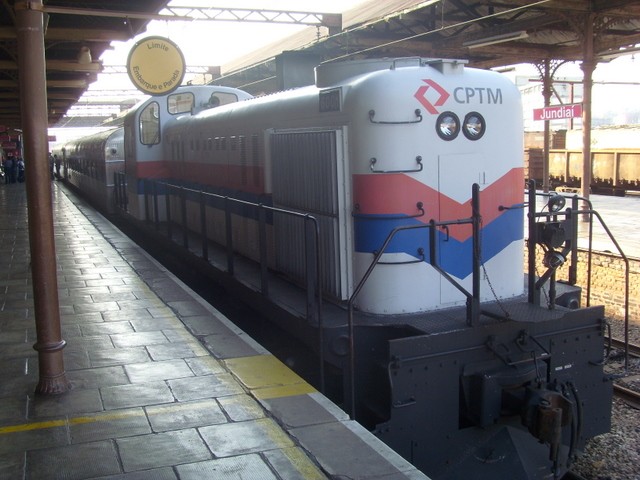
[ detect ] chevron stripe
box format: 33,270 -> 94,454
353,167 -> 523,242
353,168 -> 524,278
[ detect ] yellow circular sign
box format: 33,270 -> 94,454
127,36 -> 186,95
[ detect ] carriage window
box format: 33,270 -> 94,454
168,93 -> 195,114
204,91 -> 240,109
139,102 -> 160,145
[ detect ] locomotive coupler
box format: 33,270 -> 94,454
521,387 -> 573,463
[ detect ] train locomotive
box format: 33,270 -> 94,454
55,58 -> 612,479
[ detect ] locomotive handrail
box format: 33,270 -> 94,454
113,171 -> 128,211
369,156 -> 423,174
346,184 -> 482,418
368,108 -> 423,125
352,201 -> 425,220
347,222 -> 429,417
527,185 -> 631,371
143,179 -> 326,392
572,200 -> 630,371
152,181 -> 160,231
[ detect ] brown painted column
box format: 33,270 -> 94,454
580,13 -> 596,210
15,1 -> 71,394
541,59 -> 552,193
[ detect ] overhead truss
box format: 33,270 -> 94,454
42,5 -> 342,33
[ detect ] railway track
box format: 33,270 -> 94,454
606,337 -> 640,409
607,337 -> 640,358
613,383 -> 640,409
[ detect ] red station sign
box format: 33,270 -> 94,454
533,103 -> 583,121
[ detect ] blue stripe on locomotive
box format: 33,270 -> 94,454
353,209 -> 523,278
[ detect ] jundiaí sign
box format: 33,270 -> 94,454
127,36 -> 186,95
533,103 -> 583,121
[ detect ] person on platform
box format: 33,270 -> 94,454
17,157 -> 25,183
4,156 -> 15,184
48,152 -> 54,180
54,154 -> 61,179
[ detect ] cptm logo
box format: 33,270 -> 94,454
414,79 -> 450,114
414,79 -> 505,114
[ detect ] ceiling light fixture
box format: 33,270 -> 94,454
77,46 -> 92,64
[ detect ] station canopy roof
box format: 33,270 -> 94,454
0,0 -> 169,130
1,0 -> 640,130
215,0 -> 640,94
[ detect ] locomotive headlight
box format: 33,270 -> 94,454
462,112 -> 486,140
436,112 -> 460,140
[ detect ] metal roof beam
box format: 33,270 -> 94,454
0,27 -> 130,42
41,5 -> 342,32
0,59 -> 102,73
47,79 -> 91,88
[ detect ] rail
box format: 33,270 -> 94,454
113,175 -> 326,393
607,337 -> 640,359
613,383 -> 640,410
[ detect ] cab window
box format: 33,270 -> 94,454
168,93 -> 195,114
140,102 -> 160,145
205,91 -> 239,108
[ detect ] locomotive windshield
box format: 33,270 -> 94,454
168,92 -> 194,114
204,91 -> 240,108
139,102 -> 160,145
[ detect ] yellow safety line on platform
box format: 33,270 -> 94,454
280,447 -> 327,480
259,418 -> 326,479
0,366 -> 324,478
0,409 -> 145,435
224,354 -> 316,399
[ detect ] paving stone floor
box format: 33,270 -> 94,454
0,181 -> 426,479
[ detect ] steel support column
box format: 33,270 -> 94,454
541,59 -> 552,193
580,13 -> 596,214
15,0 -> 71,394
534,59 -> 564,194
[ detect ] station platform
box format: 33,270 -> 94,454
0,182 -> 427,480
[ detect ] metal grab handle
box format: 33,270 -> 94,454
440,224 -> 450,241
370,156 -> 423,174
369,109 -> 423,124
353,201 -> 424,220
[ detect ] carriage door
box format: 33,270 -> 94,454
438,153 -> 488,306
270,128 -> 352,302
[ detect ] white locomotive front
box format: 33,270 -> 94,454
332,58 -> 525,314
